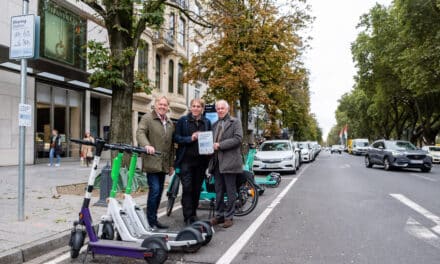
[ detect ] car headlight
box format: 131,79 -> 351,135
254,156 -> 260,161
302,151 -> 308,155
282,155 -> 294,161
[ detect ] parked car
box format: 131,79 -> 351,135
365,140 -> 432,172
298,141 -> 313,162
253,140 -> 300,174
331,145 -> 342,154
421,146 -> 440,164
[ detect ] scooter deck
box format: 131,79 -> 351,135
89,240 -> 149,259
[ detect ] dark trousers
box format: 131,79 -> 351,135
146,172 -> 166,226
180,160 -> 206,221
214,164 -> 237,220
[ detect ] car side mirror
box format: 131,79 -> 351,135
378,146 -> 384,150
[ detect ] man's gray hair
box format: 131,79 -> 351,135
215,99 -> 230,110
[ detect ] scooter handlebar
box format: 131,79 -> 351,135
69,138 -> 160,155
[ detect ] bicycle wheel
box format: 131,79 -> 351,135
234,177 -> 259,216
166,174 -> 180,216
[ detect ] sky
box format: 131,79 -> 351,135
304,0 -> 392,141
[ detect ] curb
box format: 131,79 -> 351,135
0,197 -> 179,264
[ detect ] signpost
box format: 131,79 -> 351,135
11,0 -> 37,221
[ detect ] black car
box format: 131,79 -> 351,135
365,140 -> 432,172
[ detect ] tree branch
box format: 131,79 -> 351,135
80,0 -> 107,19
164,1 -> 214,28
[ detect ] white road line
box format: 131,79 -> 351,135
216,167 -> 307,264
47,204 -> 183,264
405,217 -> 440,249
410,173 -> 438,182
390,193 -> 440,235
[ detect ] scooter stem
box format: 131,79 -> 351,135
110,152 -> 124,198
125,152 -> 138,195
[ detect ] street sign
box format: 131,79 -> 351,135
10,14 -> 36,59
18,103 -> 32,127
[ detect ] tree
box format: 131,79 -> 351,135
185,0 -> 312,143
82,0 -> 209,147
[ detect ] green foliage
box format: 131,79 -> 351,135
338,0 -> 440,145
185,0 -> 315,140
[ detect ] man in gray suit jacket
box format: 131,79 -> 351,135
209,99 -> 243,228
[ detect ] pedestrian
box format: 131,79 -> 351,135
174,98 -> 212,225
81,132 -> 95,167
208,100 -> 243,228
48,129 -> 62,167
136,96 -> 175,230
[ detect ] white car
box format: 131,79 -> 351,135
253,140 -> 300,174
298,141 -> 313,162
422,146 -> 440,164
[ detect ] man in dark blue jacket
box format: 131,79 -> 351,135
174,99 -> 212,225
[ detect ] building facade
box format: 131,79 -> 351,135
0,0 -> 209,166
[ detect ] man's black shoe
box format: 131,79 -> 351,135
154,221 -> 169,229
191,216 -> 199,223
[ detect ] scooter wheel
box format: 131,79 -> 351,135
69,229 -> 85,259
176,226 -> 203,253
100,221 -> 114,240
142,236 -> 168,264
191,220 -> 213,245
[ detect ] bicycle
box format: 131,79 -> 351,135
166,167 -> 259,218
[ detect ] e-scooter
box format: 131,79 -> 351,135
245,144 -> 281,188
109,146 -> 213,252
68,138 -> 169,264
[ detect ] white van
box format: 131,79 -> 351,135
352,138 -> 369,155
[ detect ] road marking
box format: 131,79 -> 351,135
46,204 -> 183,263
405,217 -> 440,249
410,173 -> 437,182
390,193 -> 440,235
216,166 -> 308,264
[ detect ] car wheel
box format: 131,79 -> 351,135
383,157 -> 391,171
365,155 -> 373,168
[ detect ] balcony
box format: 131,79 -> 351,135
153,30 -> 175,53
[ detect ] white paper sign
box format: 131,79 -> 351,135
18,103 -> 32,127
198,131 -> 214,155
10,14 -> 35,59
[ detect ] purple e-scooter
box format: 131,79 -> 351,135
69,138 -> 169,263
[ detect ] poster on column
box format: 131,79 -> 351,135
198,131 -> 214,155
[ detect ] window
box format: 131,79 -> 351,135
194,1 -> 201,16
178,63 -> 184,95
178,17 -> 186,47
168,60 -> 174,93
167,13 -> 175,44
138,44 -> 149,77
39,0 -> 87,70
194,89 -> 200,99
155,54 -> 161,90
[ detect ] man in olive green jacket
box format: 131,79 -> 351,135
136,96 -> 174,229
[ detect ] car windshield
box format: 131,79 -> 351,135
298,143 -> 307,149
387,141 -> 417,151
429,147 -> 440,152
260,142 -> 291,151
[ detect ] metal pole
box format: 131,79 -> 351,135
18,0 -> 29,221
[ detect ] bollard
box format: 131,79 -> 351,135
94,162 -> 112,207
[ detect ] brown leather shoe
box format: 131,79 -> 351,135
210,217 -> 224,226
223,219 -> 233,228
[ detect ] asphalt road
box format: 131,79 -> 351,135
53,151 -> 440,264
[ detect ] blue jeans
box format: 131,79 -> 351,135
49,148 -> 60,166
146,172 -> 166,226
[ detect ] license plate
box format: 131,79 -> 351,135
410,160 -> 423,164
265,163 -> 280,169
